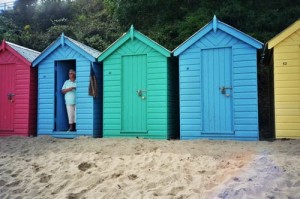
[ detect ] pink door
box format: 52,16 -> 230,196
0,64 -> 15,131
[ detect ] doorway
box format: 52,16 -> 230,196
54,60 -> 76,131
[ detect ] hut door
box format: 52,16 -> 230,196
202,48 -> 233,134
55,60 -> 76,131
121,55 -> 147,133
0,64 -> 15,131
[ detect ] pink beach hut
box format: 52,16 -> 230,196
0,40 -> 40,136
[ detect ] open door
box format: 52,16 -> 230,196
55,60 -> 76,131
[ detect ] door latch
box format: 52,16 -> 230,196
136,90 -> 142,97
7,93 -> 15,102
219,87 -> 232,95
136,90 -> 147,98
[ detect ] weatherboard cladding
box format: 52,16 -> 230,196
0,40 -> 39,136
35,34 -> 102,138
267,20 -> 300,139
99,26 -> 178,139
174,16 -> 263,140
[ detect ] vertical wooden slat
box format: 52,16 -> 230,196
122,55 -> 147,132
0,64 -> 15,131
202,47 -> 233,134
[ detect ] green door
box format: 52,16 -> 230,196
121,55 -> 147,133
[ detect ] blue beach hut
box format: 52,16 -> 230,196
32,34 -> 102,138
173,16 -> 263,140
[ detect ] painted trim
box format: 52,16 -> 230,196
173,16 -> 263,56
33,35 -> 97,66
32,41 -> 61,67
98,26 -> 171,61
173,23 -> 212,56
1,41 -> 32,66
268,19 -> 300,49
98,33 -> 131,62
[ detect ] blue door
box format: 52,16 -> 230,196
55,60 -> 76,131
202,48 -> 233,134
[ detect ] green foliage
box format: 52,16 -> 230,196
0,0 -> 299,51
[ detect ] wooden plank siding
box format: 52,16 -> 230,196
273,29 -> 300,138
103,38 -> 176,139
37,44 -> 101,137
179,29 -> 259,140
0,44 -> 37,136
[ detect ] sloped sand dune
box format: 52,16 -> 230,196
0,136 -> 299,199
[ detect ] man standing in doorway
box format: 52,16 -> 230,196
62,69 -> 76,132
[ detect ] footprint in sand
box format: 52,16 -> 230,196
128,174 -> 138,180
5,180 -> 21,187
39,173 -> 52,183
5,170 -> 12,174
0,179 -> 6,186
12,188 -> 25,194
168,186 -> 184,196
78,162 -> 92,172
111,173 -> 122,178
66,192 -> 81,199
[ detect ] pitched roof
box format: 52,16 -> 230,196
0,40 -> 40,64
173,16 -> 263,56
267,19 -> 300,49
67,36 -> 101,58
32,33 -> 101,66
98,25 -> 171,61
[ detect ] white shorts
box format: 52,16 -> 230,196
66,105 -> 76,124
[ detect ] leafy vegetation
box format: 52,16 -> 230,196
0,0 -> 299,52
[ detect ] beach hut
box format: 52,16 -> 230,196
266,20 -> 300,139
97,26 -> 179,139
32,34 -> 102,138
173,16 -> 263,140
0,40 -> 40,137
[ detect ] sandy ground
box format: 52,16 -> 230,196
0,136 -> 299,199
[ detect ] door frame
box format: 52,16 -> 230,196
54,59 -> 76,132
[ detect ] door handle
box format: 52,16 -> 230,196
219,87 -> 232,95
136,90 -> 142,97
136,90 -> 147,97
7,93 -> 15,102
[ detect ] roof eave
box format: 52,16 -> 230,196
218,22 -> 263,49
97,33 -> 130,62
173,22 -> 212,56
1,41 -> 32,66
32,41 -> 60,67
268,20 -> 300,49
98,27 -> 171,62
173,18 -> 263,56
64,38 -> 97,62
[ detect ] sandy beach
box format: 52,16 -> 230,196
0,136 -> 299,199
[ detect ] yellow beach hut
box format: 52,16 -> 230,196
267,20 -> 300,138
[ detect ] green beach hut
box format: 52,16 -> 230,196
98,26 -> 178,139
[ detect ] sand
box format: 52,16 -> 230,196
0,136 -> 299,199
